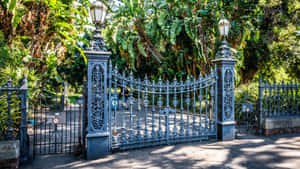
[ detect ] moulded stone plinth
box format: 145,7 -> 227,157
218,121 -> 235,141
263,116 -> 300,136
0,140 -> 20,169
86,132 -> 110,160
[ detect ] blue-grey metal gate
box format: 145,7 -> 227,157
108,66 -> 218,150
84,34 -> 237,160
32,93 -> 83,156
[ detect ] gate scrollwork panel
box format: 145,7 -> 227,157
223,67 -> 234,121
91,63 -> 106,131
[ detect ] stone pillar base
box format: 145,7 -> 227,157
0,140 -> 20,169
263,116 -> 300,136
86,132 -> 110,160
218,121 -> 235,141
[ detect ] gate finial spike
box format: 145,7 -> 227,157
199,73 -> 202,80
259,76 -> 262,83
130,71 -> 133,79
152,79 -> 155,87
265,80 -> 268,87
186,75 -> 190,85
173,76 -> 177,85
145,75 -> 149,85
109,60 -> 112,67
7,76 -> 13,88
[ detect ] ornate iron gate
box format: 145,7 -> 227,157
84,36 -> 237,160
33,95 -> 82,156
108,66 -> 218,150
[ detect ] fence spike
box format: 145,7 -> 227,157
151,79 -> 156,138
273,80 -> 276,116
210,68 -> 214,77
185,76 -> 190,136
286,81 -> 290,115
114,65 -> 118,74
158,77 -> 163,137
109,60 -> 112,69
173,77 -> 178,136
268,81 -> 273,117
259,76 -> 262,84
112,67 -> 118,143
291,81 -> 294,114
198,78 -> 203,135
136,78 -> 142,140
144,75 -> 149,139
277,80 -> 281,115
199,73 -> 203,81
165,80 -> 170,139
296,81 -> 299,115
180,78 -> 184,136
192,77 -> 197,135
120,72 -> 126,144
129,71 -> 134,140
281,81 -> 285,115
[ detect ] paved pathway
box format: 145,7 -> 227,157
22,133 -> 300,169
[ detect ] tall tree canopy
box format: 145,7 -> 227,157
104,0 -> 300,83
0,0 -> 90,96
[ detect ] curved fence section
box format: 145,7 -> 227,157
108,67 -> 218,150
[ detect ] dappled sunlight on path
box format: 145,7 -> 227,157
22,133 -> 300,169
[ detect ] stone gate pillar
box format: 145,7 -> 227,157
84,29 -> 111,160
212,40 -> 237,141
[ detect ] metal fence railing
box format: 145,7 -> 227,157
0,76 -> 29,162
258,78 -> 299,134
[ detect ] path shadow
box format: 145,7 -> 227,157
21,133 -> 300,169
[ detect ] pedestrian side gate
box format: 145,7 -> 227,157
32,96 -> 82,156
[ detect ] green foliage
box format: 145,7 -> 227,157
234,82 -> 258,125
0,94 -> 21,140
105,0 -> 299,83
0,0 -> 90,99
105,0 -> 264,80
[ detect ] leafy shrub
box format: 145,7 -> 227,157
234,82 -> 258,125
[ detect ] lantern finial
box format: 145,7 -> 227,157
218,15 -> 230,39
90,0 -> 108,27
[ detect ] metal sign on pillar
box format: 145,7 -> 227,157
212,17 -> 237,141
84,0 -> 111,160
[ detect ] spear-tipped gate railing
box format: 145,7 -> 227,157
108,64 -> 218,150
